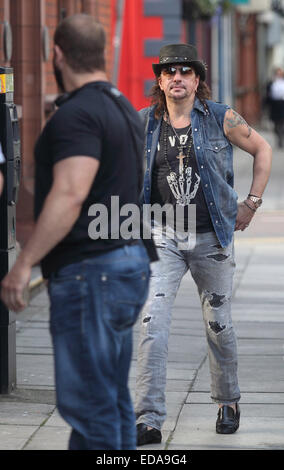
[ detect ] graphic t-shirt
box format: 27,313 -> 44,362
151,120 -> 213,232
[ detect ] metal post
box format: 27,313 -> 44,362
218,10 -> 224,103
112,0 -> 125,86
0,67 -> 21,394
188,20 -> 196,45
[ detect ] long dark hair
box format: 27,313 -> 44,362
149,77 -> 211,119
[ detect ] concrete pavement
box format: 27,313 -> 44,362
0,129 -> 283,451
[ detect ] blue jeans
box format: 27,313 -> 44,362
48,242 -> 150,450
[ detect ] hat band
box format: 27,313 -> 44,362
160,56 -> 195,64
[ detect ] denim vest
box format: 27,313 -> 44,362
140,97 -> 238,248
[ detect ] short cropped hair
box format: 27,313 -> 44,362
54,14 -> 106,73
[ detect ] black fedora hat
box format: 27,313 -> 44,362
152,43 -> 206,81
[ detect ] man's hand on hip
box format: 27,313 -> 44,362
235,201 -> 256,232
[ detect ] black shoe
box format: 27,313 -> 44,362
136,423 -> 162,446
216,403 -> 240,434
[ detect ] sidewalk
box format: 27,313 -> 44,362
0,229 -> 283,451
0,129 -> 283,451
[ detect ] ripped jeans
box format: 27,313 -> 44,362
135,226 -> 240,431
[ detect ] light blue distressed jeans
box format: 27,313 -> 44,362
135,224 -> 240,431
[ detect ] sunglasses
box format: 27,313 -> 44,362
161,65 -> 195,76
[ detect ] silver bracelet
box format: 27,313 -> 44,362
243,200 -> 256,212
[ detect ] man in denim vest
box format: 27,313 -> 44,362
135,44 -> 272,446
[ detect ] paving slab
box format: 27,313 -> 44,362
16,347 -> 53,356
24,426 -> 71,450
234,322 -> 284,339
0,403 -> 55,425
168,404 -> 284,450
0,425 -> 39,450
177,403 -> 284,418
44,408 -> 69,427
237,338 -> 284,355
193,367 -> 284,394
186,392 -> 284,405
16,334 -> 52,348
231,309 -> 284,322
16,355 -> 55,388
167,336 -> 207,356
166,361 -> 204,371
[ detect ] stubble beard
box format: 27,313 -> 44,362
168,87 -> 191,104
53,56 -> 66,94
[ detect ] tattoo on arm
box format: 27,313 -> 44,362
226,110 -> 252,138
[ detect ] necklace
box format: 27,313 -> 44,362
168,115 -> 192,149
163,118 -> 193,175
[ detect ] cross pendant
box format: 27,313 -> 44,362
176,150 -> 186,175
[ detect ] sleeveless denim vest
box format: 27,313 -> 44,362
140,97 -> 238,248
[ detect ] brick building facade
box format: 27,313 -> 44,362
0,0 -> 113,245
234,12 -> 260,126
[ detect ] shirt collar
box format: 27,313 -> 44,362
193,97 -> 207,115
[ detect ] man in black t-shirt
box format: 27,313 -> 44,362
0,143 -> 4,195
1,14 -> 151,450
0,167 -> 3,196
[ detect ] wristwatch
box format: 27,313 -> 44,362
247,194 -> 263,209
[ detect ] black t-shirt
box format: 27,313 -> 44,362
34,81 -> 145,278
0,143 -> 5,193
0,142 -> 5,167
151,120 -> 213,232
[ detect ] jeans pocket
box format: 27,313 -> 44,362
102,269 -> 150,332
49,277 -> 86,335
50,261 -> 84,283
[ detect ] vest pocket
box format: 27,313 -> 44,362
203,140 -> 230,174
204,140 -> 229,153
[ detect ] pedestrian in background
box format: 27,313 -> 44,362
266,67 -> 284,148
135,43 -> 272,446
1,14 -> 152,450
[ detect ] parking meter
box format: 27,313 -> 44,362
0,67 -> 21,393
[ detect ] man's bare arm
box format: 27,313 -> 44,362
223,109 -> 272,231
19,156 -> 100,266
0,156 -> 100,311
224,108 -> 272,198
225,109 -> 252,139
